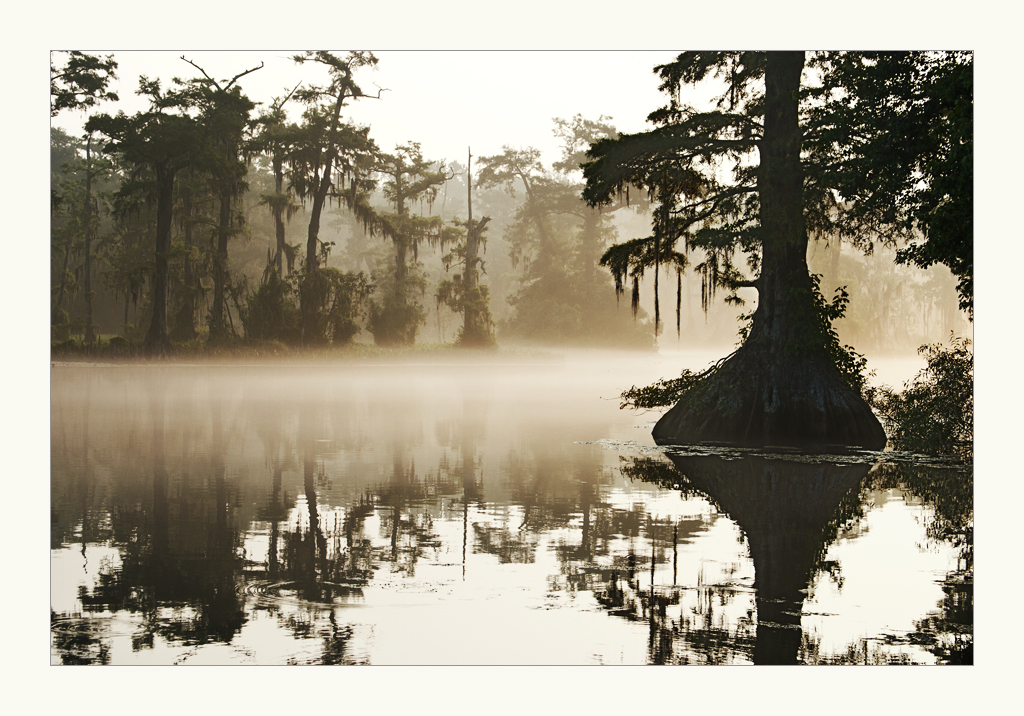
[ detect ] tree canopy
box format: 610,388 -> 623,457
584,50 -> 973,322
585,51 -> 896,448
804,51 -> 973,316
50,51 -> 119,117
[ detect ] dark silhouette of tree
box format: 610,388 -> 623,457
50,129 -> 115,342
585,52 -> 886,448
253,84 -> 303,278
50,51 -> 118,117
805,52 -> 973,316
50,130 -> 82,326
178,56 -> 263,344
80,135 -> 98,344
368,143 -> 456,345
166,166 -> 213,342
49,51 -> 118,343
291,51 -> 381,276
88,78 -> 205,356
289,52 -> 381,342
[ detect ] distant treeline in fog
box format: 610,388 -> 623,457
50,51 -> 969,355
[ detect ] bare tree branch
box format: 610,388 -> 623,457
180,56 -> 264,91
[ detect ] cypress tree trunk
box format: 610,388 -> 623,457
394,181 -> 408,313
144,162 -> 175,357
464,150 -> 479,342
302,97 -> 346,342
581,208 -> 599,285
652,52 -> 886,450
209,192 -> 231,343
273,155 -> 286,276
83,135 -> 96,345
395,239 -> 408,299
461,149 -> 492,347
306,93 -> 346,276
306,183 -> 326,275
662,453 -> 868,664
172,182 -> 198,342
55,229 -> 74,316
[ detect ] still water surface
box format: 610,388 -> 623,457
50,353 -> 972,665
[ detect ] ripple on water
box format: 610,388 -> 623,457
242,580 -> 368,609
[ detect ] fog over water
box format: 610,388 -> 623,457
51,349 -> 969,665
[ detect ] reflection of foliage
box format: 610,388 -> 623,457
866,461 -> 973,567
619,455 -> 704,495
50,613 -> 112,665
473,522 -> 536,564
911,575 -> 972,665
802,637 -> 921,665
614,453 -> 876,664
319,617 -> 365,665
869,337 -> 973,461
837,460 -> 973,664
78,497 -> 247,648
594,572 -> 757,665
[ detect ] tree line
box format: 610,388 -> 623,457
50,51 -> 659,356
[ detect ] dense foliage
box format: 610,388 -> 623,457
805,52 -> 973,316
585,50 -> 972,332
869,337 -> 973,461
50,51 -> 118,117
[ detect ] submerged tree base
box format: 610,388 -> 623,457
652,342 -> 887,451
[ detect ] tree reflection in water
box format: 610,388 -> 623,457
56,375 -> 247,662
610,451 -> 972,664
51,368 -> 971,665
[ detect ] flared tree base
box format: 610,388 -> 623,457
652,341 -> 886,450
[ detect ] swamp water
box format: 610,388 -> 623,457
50,353 -> 972,665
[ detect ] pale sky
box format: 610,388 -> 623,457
52,50 -> 685,170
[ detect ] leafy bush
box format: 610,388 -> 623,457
51,307 -> 71,341
869,336 -> 973,460
619,363 -> 720,410
367,263 -> 426,346
435,276 -> 496,348
241,272 -> 302,344
810,275 -> 872,398
368,294 -> 425,346
242,268 -> 371,346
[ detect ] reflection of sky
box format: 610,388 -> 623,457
804,495 -> 959,664
50,545 -> 122,614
